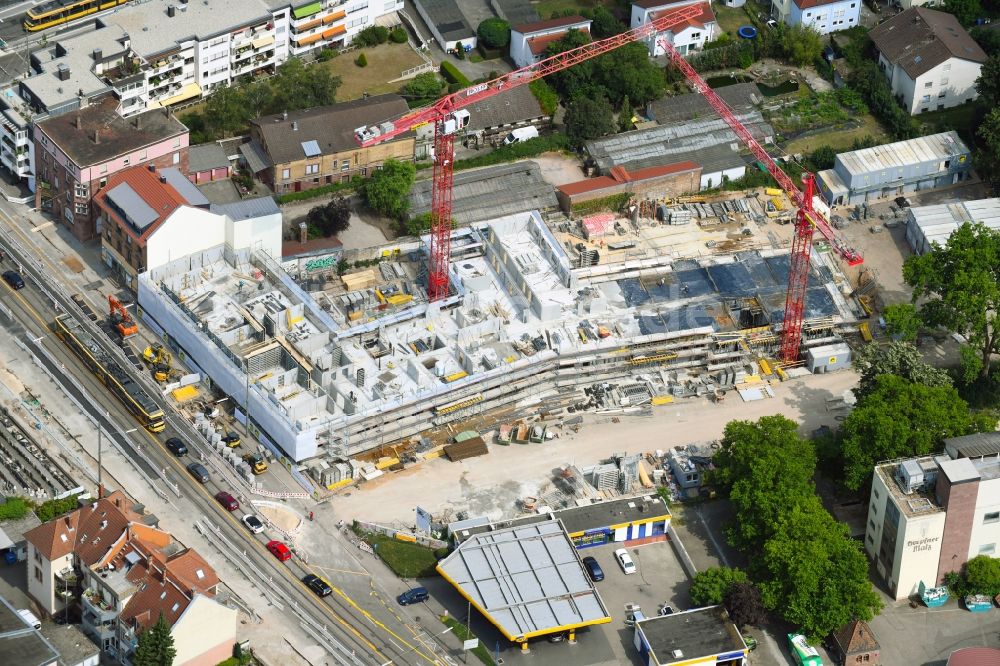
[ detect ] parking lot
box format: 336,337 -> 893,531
416,539 -> 691,666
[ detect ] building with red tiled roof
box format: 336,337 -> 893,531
830,619 -> 880,665
629,0 -> 717,57
509,16 -> 592,68
555,161 -> 701,211
23,491 -> 236,666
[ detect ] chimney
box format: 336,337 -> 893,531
299,221 -> 307,243
57,64 -> 70,81
64,516 -> 72,527
148,164 -> 156,172
92,48 -> 102,61
93,128 -> 100,144
291,121 -> 298,131
159,175 -> 167,184
134,114 -> 142,130
167,5 -> 176,17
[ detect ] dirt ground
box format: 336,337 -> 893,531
332,370 -> 858,527
528,153 -> 587,186
280,197 -> 394,248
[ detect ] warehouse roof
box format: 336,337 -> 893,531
409,161 -> 557,225
835,131 -> 969,177
493,0 -> 539,25
556,495 -> 670,535
646,83 -> 762,124
251,95 -> 410,165
906,198 -> 1000,252
415,0 -> 474,42
944,431 -> 1000,460
636,606 -> 747,665
869,8 -> 986,78
557,161 -> 700,197
436,520 -> 611,640
0,596 -> 59,666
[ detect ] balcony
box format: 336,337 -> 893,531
55,566 -> 79,585
81,589 -> 118,624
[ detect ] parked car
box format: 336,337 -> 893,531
186,462 -> 210,484
165,437 -> 188,456
267,540 -> 292,562
302,573 -> 333,598
214,491 -> 239,512
397,587 -> 429,605
2,270 -> 25,290
222,432 -> 241,448
582,556 -> 604,582
547,632 -> 566,643
615,548 -> 636,575
242,514 -> 265,534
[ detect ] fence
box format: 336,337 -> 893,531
355,520 -> 448,549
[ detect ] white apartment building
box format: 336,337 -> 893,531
630,0 -> 717,57
0,95 -> 35,189
786,0 -> 860,34
869,8 -> 986,115
865,433 -> 1000,600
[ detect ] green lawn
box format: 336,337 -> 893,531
533,0 -> 609,20
916,103 -> 980,146
360,531 -> 441,578
713,4 -> 751,35
441,616 -> 495,666
783,113 -> 888,154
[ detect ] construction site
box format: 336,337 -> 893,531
134,188 -> 865,483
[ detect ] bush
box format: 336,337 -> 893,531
529,79 -> 558,116
434,546 -> 450,559
454,41 -> 466,59
0,497 -> 30,521
454,134 -> 570,171
276,178 -> 359,204
36,494 -> 82,523
355,25 -> 389,47
355,52 -> 367,67
477,18 -> 511,49
390,27 -> 408,43
439,61 -> 470,86
317,48 -> 335,62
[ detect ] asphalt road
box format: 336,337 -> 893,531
0,213 -> 439,665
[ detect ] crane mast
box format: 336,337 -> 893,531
358,5 -> 861,360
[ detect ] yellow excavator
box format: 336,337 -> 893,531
142,343 -> 173,383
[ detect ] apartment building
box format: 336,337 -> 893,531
247,94 -> 413,192
630,0 -> 717,57
33,97 -> 189,242
864,433 -> 1000,600
23,491 -> 236,665
869,8 -> 986,115
0,94 -> 34,189
786,0 -> 860,34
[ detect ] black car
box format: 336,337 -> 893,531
302,573 -> 332,598
582,556 -> 604,582
2,270 -> 24,290
186,462 -> 210,484
165,437 -> 188,456
397,587 -> 429,605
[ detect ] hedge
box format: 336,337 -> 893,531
571,192 -> 632,216
454,134 -> 568,171
0,497 -> 30,521
440,61 -> 471,87
276,178 -> 359,204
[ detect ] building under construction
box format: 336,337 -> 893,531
136,203 -> 861,473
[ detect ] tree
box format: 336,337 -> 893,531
132,613 -> 176,666
618,95 -> 634,132
593,42 -> 666,107
904,222 -> 1000,380
943,0 -> 983,26
477,18 -> 511,49
564,95 -> 615,147
590,6 -> 626,39
760,503 -> 882,640
356,52 -> 368,67
972,26 -> 1000,56
689,566 -> 748,606
390,27 -> 408,43
963,554 -> 1000,595
361,160 -> 416,220
780,24 -> 823,67
242,80 -> 274,119
977,107 -> 1000,189
723,582 -> 765,628
401,72 -> 443,105
454,41 -> 466,59
711,416 -> 817,548
270,58 -> 341,112
203,84 -> 248,137
977,54 -> 1000,108
852,341 -> 951,400
883,303 -> 922,342
405,212 -> 433,236
355,25 -> 389,46
306,197 -> 351,237
840,374 -> 985,490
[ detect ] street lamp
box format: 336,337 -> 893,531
379,626 -> 454,666
97,414 -> 138,498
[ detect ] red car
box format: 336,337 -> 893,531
214,491 -> 239,512
267,540 -> 292,562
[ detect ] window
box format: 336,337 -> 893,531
99,178 -> 107,188
691,32 -> 700,39
869,519 -> 876,530
806,11 -> 812,17
921,95 -> 931,103
873,488 -> 880,500
75,183 -> 88,197
305,163 -> 319,175
139,150 -> 147,160
173,152 -> 180,165
282,168 -> 290,180
100,164 -> 107,174
34,549 -> 41,564
866,534 -> 874,545
924,81 -> 933,88
940,77 -> 949,86
850,2 -> 855,6
123,156 -> 130,166
938,91 -> 946,99
173,137 -> 181,148
943,63 -> 951,71
985,511 -> 1000,524
980,543 -> 997,555
75,204 -> 88,215
341,159 -> 350,172
360,167 -> 367,176
34,566 -> 42,582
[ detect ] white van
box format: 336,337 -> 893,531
501,126 -> 539,145
18,608 -> 41,629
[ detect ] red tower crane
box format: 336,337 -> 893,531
357,6 -> 862,362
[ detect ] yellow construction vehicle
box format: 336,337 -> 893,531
143,344 -> 173,382
243,452 -> 268,475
